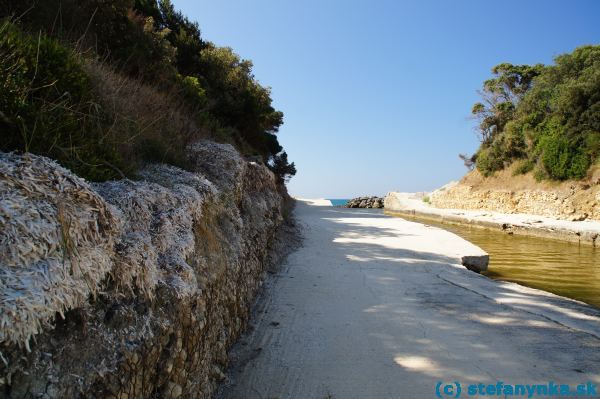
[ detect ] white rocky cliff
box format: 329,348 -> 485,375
0,141 -> 291,398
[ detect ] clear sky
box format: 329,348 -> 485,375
172,0 -> 600,198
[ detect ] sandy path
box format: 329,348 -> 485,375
218,200 -> 600,399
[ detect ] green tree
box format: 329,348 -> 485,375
270,152 -> 297,183
197,44 -> 284,160
468,46 -> 600,180
471,63 -> 543,146
0,0 -> 294,183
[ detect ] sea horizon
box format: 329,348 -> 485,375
328,198 -> 350,206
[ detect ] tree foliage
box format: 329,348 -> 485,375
0,0 -> 296,183
270,152 -> 297,183
468,46 -> 600,180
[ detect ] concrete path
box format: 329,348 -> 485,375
219,200 -> 600,399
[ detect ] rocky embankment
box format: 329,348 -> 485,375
0,141 -> 293,398
385,192 -> 600,246
344,196 -> 384,208
430,174 -> 600,222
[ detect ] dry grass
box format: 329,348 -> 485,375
459,162 -> 597,192
83,59 -> 208,171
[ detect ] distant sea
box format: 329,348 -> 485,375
328,199 -> 350,207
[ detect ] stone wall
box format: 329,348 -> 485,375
0,141 -> 289,398
430,182 -> 600,222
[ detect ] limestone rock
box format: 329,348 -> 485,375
429,183 -> 600,221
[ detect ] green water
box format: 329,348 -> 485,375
387,213 -> 600,309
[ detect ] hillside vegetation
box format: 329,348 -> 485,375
0,0 -> 296,182
467,45 -> 600,181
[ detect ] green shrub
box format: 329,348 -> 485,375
475,145 -> 505,177
538,133 -> 590,180
0,21 -> 202,181
533,167 -> 548,182
178,75 -> 207,107
503,120 -> 527,158
469,45 -> 600,181
270,152 -> 297,183
539,134 -> 570,180
0,20 -> 127,181
585,130 -> 600,161
512,159 -> 535,176
0,0 -> 296,183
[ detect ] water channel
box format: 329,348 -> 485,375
387,212 -> 600,309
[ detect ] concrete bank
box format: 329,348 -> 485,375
385,192 -> 600,247
218,200 -> 600,399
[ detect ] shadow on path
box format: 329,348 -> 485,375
218,203 -> 600,399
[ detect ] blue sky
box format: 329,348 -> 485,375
172,0 -> 600,198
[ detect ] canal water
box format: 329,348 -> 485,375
386,212 -> 600,309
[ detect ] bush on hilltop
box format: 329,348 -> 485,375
467,45 -> 600,181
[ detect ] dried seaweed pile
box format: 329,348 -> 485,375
0,141 -> 286,398
0,153 -> 119,348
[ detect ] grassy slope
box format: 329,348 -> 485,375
0,0 -> 294,182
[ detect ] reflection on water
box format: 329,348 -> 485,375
388,213 -> 600,309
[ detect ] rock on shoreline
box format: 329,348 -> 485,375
344,196 -> 384,209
